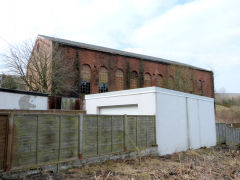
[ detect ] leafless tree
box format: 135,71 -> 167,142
3,39 -> 74,95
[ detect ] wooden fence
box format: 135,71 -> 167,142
0,112 -> 156,172
216,123 -> 240,146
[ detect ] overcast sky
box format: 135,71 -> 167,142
0,0 -> 239,92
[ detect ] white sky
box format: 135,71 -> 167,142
0,0 -> 239,92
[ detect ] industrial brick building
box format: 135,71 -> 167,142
33,35 -> 214,109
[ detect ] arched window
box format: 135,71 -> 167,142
115,69 -> 124,90
81,64 -> 91,81
99,67 -> 108,93
168,75 -> 174,89
156,74 -> 164,87
130,71 -> 138,89
80,64 -> 91,94
144,73 -> 151,87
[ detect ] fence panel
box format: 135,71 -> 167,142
137,116 -> 147,148
216,123 -> 226,144
147,116 -> 156,147
60,115 -> 79,160
0,115 -> 8,171
37,115 -> 59,164
82,115 -> 98,157
2,113 -> 156,171
226,127 -> 240,146
126,116 -> 137,151
98,116 -> 112,155
12,115 -> 37,168
112,116 -> 124,152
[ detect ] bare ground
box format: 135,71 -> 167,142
18,146 -> 240,180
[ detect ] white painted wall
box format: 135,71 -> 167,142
155,88 -> 216,155
86,88 -> 156,115
0,91 -> 48,110
85,87 -> 216,155
99,104 -> 138,115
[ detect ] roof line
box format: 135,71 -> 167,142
0,87 -> 49,96
38,35 -> 211,72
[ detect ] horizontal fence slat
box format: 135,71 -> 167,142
4,112 -> 156,172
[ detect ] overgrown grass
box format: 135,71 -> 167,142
216,104 -> 240,123
25,146 -> 240,180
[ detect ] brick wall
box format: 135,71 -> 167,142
57,44 -> 214,99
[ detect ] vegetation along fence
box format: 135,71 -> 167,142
216,123 -> 240,146
0,111 -> 156,172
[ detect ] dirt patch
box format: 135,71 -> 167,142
4,146 -> 240,180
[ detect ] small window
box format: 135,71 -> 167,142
99,82 -> 108,93
156,74 -> 164,87
80,65 -> 91,94
99,67 -> 108,93
80,81 -> 90,94
144,73 -> 151,87
115,69 -> 124,90
130,71 -> 138,89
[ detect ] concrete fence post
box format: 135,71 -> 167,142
124,114 -> 127,152
6,113 -> 13,171
111,116 -> 113,153
36,115 -> 39,165
79,114 -> 83,159
97,115 -> 99,155
136,116 -> 138,147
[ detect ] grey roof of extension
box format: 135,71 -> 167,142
39,35 -> 211,72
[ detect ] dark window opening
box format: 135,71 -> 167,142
99,82 -> 108,93
80,81 -> 91,94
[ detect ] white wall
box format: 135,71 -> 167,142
99,104 -> 138,115
155,88 -> 216,155
0,91 -> 48,110
156,92 -> 188,155
86,88 -> 156,115
85,87 -> 216,155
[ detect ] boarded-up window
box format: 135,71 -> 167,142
99,67 -> 108,83
168,75 -> 174,89
99,67 -> 108,93
130,71 -> 138,89
156,74 -> 164,87
80,65 -> 91,94
115,69 -> 124,90
144,73 -> 151,87
81,65 -> 91,82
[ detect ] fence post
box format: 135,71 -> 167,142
57,115 -> 62,171
79,114 -> 83,159
97,115 -> 99,155
124,114 -> 127,152
111,116 -> 113,153
6,113 -> 13,171
154,116 -> 156,145
146,118 -> 148,147
136,116 -> 138,148
36,115 -> 39,165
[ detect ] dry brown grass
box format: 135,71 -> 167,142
29,146 -> 240,180
216,105 -> 240,123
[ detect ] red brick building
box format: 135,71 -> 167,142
35,35 -> 214,108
